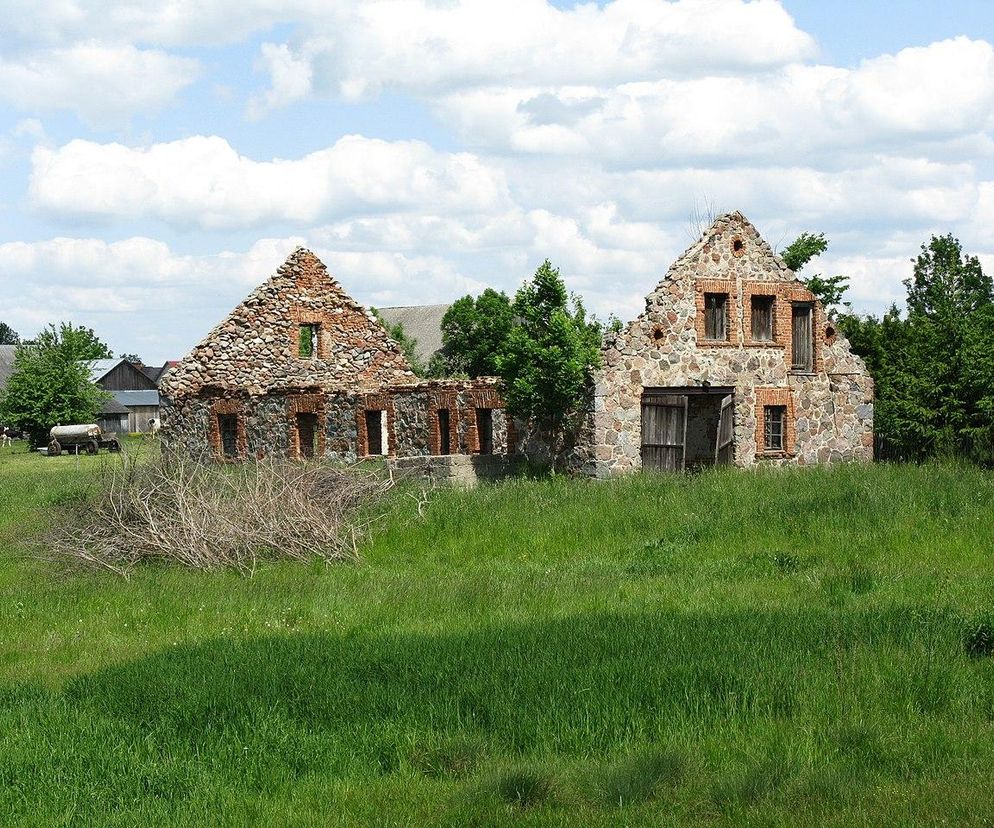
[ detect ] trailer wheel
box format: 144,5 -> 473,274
48,440 -> 61,457
86,440 -> 98,455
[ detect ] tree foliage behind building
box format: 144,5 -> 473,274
0,323 -> 112,445
496,260 -> 602,466
432,288 -> 513,378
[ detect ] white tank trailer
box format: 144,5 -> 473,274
48,424 -> 121,456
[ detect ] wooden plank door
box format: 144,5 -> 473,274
641,394 -> 688,472
791,304 -> 813,372
714,394 -> 734,466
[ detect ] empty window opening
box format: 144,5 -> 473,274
218,414 -> 239,459
437,408 -> 451,455
296,412 -> 318,459
704,293 -> 728,341
476,408 -> 493,455
751,295 -> 775,342
791,304 -> 814,372
365,410 -> 385,455
298,323 -> 320,358
764,405 -> 786,452
733,238 -> 745,256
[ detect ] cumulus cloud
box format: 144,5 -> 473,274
30,135 -> 512,228
0,43 -> 199,126
435,38 -> 994,163
251,0 -> 816,111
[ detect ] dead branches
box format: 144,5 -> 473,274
44,455 -> 395,576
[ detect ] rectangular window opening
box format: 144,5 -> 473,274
298,323 -> 320,358
704,293 -> 729,341
437,408 -> 451,455
365,410 -> 384,456
296,412 -> 318,459
218,414 -> 239,459
791,304 -> 814,372
476,408 -> 493,455
764,405 -> 786,452
751,295 -> 775,342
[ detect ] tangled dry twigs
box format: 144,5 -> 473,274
45,454 -> 395,576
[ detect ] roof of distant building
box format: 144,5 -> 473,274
0,344 -> 15,392
376,304 -> 450,367
112,390 -> 160,407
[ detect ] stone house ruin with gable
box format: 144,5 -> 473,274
159,249 -> 512,478
160,212 -> 873,477
570,212 -> 874,476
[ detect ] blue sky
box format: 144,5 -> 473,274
1,0 -> 992,363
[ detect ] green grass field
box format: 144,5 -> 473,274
1,440 -> 993,826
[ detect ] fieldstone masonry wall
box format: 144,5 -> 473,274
572,212 -> 873,476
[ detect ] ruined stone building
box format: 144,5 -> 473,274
160,212 -> 873,476
571,212 -> 874,475
159,249 -> 512,476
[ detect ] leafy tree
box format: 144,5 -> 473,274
370,309 -> 424,376
119,353 -> 143,364
0,323 -> 112,446
433,288 -> 513,378
782,231 -> 850,316
0,322 -> 19,345
61,324 -> 113,360
837,235 -> 994,464
496,260 -> 602,467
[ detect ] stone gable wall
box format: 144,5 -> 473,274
161,247 -> 416,399
573,212 -> 874,476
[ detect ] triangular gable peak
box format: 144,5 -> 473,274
664,211 -> 795,288
162,247 -> 415,398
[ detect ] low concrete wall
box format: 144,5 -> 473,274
389,454 -> 519,487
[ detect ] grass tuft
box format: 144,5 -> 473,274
593,747 -> 687,806
496,768 -> 556,808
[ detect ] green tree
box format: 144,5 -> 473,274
0,323 -> 112,446
433,288 -> 513,378
496,260 -> 602,467
0,322 -> 19,345
119,353 -> 143,364
370,309 -> 424,376
781,231 -> 850,315
838,235 -> 994,464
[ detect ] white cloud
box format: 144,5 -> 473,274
0,43 -> 199,126
30,135 -> 512,228
251,0 -> 815,111
434,38 -> 994,164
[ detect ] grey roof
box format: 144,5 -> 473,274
0,345 -> 15,393
98,396 -> 130,415
112,390 -> 160,407
89,358 -> 126,383
376,304 -> 450,367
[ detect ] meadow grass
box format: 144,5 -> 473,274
1,440 -> 993,825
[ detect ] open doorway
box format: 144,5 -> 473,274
641,388 -> 734,472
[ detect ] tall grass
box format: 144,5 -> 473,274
1,446 -> 993,825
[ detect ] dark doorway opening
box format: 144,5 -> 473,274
437,409 -> 451,455
476,408 -> 493,454
218,414 -> 239,459
297,412 -> 318,459
641,388 -> 734,472
365,410 -> 384,456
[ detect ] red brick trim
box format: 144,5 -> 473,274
779,286 -> 824,374
286,393 -> 326,459
694,278 -> 738,346
208,397 -> 248,460
427,389 -> 459,455
755,387 -> 796,457
743,282 -> 784,348
356,392 -> 395,457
